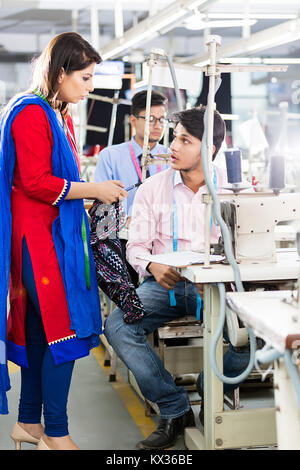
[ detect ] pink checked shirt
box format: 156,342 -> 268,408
127,166 -> 229,278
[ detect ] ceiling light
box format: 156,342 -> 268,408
122,50 -> 145,64
186,0 -> 211,10
263,58 -> 300,64
246,22 -> 300,53
212,57 -> 300,66
219,57 -> 262,64
149,10 -> 188,33
185,19 -> 257,31
101,0 -> 219,60
133,80 -> 149,89
194,59 -> 210,67
183,17 -> 300,66
102,30 -> 155,61
207,13 -> 298,20
220,114 -> 239,121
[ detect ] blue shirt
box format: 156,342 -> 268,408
94,136 -> 167,216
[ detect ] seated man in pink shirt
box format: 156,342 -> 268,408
104,106 -> 249,450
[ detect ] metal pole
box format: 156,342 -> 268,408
90,4 -> 99,51
72,9 -> 78,32
124,114 -> 130,142
164,121 -> 171,149
141,53 -> 155,181
204,35 -> 221,268
107,90 -> 120,146
166,54 -> 183,111
114,0 -> 124,39
277,101 -> 288,155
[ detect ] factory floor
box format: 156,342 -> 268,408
0,340 -> 275,451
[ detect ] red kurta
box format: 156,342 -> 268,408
7,104 -> 80,360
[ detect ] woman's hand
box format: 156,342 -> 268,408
95,180 -> 128,204
66,180 -> 128,204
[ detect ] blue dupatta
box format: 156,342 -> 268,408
0,94 -> 101,414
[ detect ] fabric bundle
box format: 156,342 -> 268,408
89,201 -> 145,323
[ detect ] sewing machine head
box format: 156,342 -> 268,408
210,148 -> 300,263
216,191 -> 300,263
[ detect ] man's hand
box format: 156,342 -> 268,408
197,284 -> 204,298
125,216 -> 132,229
148,262 -> 182,290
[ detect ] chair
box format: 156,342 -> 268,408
144,316 -> 203,416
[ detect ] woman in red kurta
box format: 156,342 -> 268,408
8,107 -> 81,359
1,32 -> 128,450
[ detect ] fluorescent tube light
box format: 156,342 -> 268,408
194,59 -> 210,67
149,10 -> 187,33
185,19 -> 257,30
101,0 -> 218,60
133,80 -> 149,89
263,58 -> 300,64
220,114 -> 239,121
207,13 -> 298,20
219,57 -> 262,64
246,22 -> 300,53
187,0 -> 210,10
102,30 -> 156,61
183,17 -> 300,66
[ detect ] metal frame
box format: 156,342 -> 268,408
225,288 -> 300,450
178,251 -> 300,449
274,357 -> 300,450
200,35 -> 287,268
185,284 -> 276,450
140,49 -> 185,181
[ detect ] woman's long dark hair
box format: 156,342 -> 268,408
31,32 -> 101,113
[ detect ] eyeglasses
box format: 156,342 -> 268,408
136,115 -> 168,126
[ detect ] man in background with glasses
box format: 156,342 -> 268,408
95,90 -> 168,286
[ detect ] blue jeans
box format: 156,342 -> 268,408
197,343 -> 251,396
105,277 -> 250,419
19,238 -> 74,437
105,277 -> 197,419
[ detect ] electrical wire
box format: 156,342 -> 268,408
201,77 -> 257,384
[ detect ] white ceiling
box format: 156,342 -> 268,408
0,0 -> 299,61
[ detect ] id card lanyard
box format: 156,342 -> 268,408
169,168 -> 217,320
129,141 -> 161,181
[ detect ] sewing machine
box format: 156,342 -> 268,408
183,183 -> 300,448
135,36 -> 296,450
208,191 -> 300,264
225,235 -> 300,450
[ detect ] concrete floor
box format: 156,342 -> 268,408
0,343 -> 275,451
0,350 -> 147,450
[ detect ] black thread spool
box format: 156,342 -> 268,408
269,155 -> 285,194
224,148 -> 242,184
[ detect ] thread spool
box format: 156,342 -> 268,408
224,148 -> 242,184
269,155 -> 285,194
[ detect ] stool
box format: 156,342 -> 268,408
144,316 -> 203,416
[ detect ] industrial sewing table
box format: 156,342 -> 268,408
176,249 -> 299,450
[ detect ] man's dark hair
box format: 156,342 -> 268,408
131,90 -> 168,116
172,105 -> 225,159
